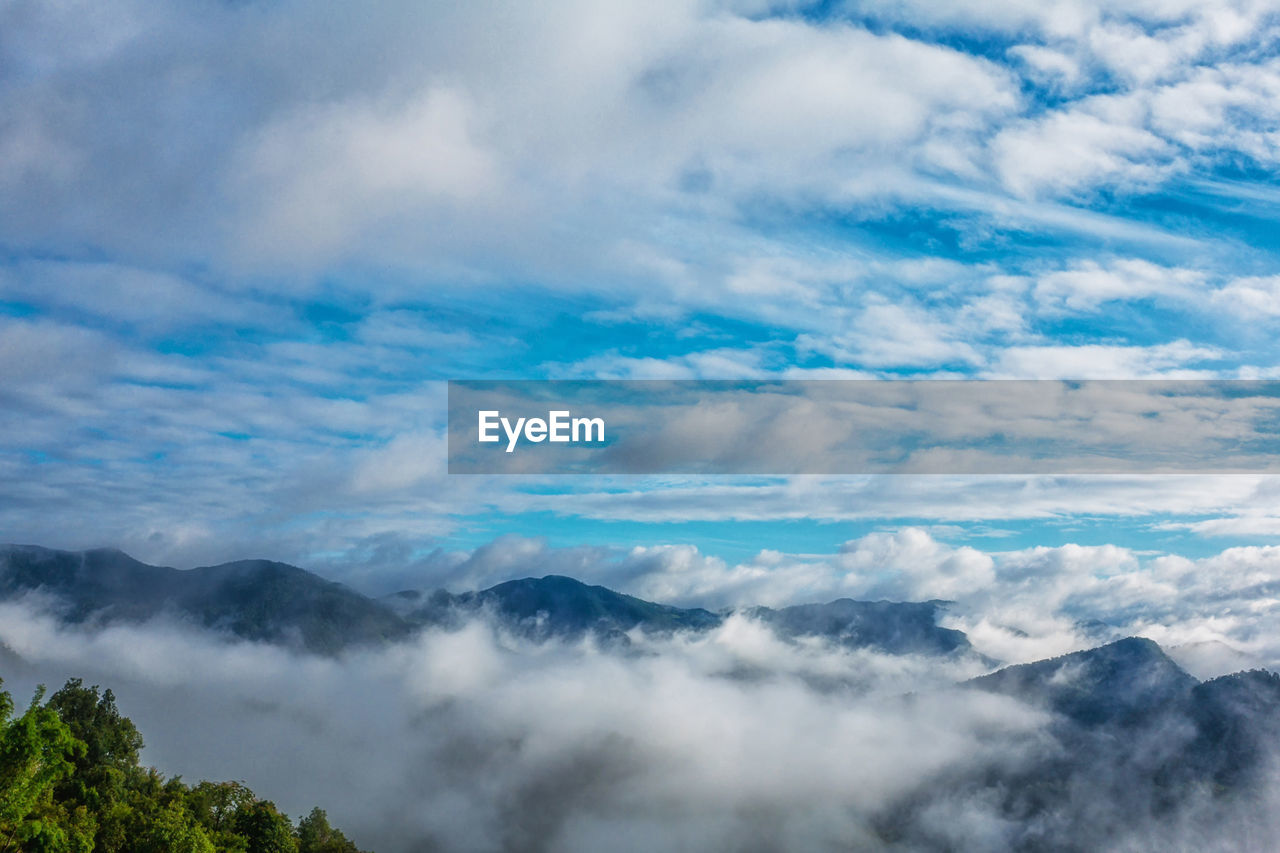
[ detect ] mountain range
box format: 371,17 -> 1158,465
4,543 -> 1280,847
3,544 -> 1277,741
0,544 -> 976,657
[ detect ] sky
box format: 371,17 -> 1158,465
4,0 -> 1280,606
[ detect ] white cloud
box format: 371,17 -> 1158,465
854,0 -> 1277,47
1008,43 -> 1084,89
0,602 -> 1050,852
349,432 -> 448,495
835,528 -> 996,600
1031,258 -> 1205,313
235,87 -> 500,261
550,347 -> 780,379
487,474 -> 1273,528
1165,515 -> 1280,536
798,297 -> 983,368
1213,274 -> 1280,317
987,340 -> 1223,378
0,1 -> 1020,274
992,103 -> 1172,197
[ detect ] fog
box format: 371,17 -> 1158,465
1,600 -> 1277,852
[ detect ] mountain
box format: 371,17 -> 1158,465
0,544 -> 410,654
868,640 -> 1280,850
1183,668 -> 1280,788
0,545 -> 178,621
746,599 -> 972,656
2,545 -> 973,657
966,636 -> 1197,726
397,576 -> 976,656
961,638 -> 1280,805
404,574 -> 721,642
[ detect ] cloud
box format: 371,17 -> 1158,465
854,0 -> 1277,50
1030,258 -> 1206,313
1007,44 -> 1084,88
0,1 -> 1018,275
3,576 -> 1280,851
0,260 -> 275,332
986,340 -> 1223,377
2,0 -> 1280,590
992,102 -> 1172,197
803,297 -> 984,368
0,600 -> 1048,853
835,528 -> 996,600
235,87 -> 500,262
360,528 -> 1280,679
1213,275 -> 1280,317
1164,515 -> 1280,537
549,347 -> 781,379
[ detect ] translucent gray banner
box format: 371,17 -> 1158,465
447,380 -> 1280,474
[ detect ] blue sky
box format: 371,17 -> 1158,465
4,0 -> 1280,609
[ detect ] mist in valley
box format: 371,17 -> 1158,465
2,596 -> 1277,852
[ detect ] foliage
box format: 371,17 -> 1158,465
0,678 -> 369,853
295,810 -> 363,853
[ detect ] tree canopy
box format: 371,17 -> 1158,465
0,678 -> 368,853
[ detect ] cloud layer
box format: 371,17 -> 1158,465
4,584 -> 1280,852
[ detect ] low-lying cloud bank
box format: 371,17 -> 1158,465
2,598 -> 1278,852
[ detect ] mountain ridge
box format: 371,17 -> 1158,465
0,544 -> 410,654
1,544 -> 978,658
2,545 -> 1273,709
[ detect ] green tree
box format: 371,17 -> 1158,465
45,679 -> 146,852
185,780 -> 255,853
234,801 -> 297,853
0,682 -> 90,853
296,808 -> 366,853
0,675 -> 369,852
136,802 -> 213,853
46,680 -> 142,782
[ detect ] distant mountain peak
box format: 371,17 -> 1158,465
742,597 -> 972,656
967,636 -> 1197,726
0,544 -> 409,654
410,573 -> 722,642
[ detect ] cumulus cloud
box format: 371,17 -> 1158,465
322,525 -> 1280,676
1213,274 -> 1280,317
378,529 -> 1280,677
1030,258 -> 1206,313
0,0 -> 1019,274
993,102 -> 1173,197
235,87 -> 501,262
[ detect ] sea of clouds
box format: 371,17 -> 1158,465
2,590 -> 1279,852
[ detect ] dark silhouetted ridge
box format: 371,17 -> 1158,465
0,544 -> 409,653
3,545 -> 979,658
747,598 -> 972,656
967,637 -> 1197,726
410,574 -> 722,641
